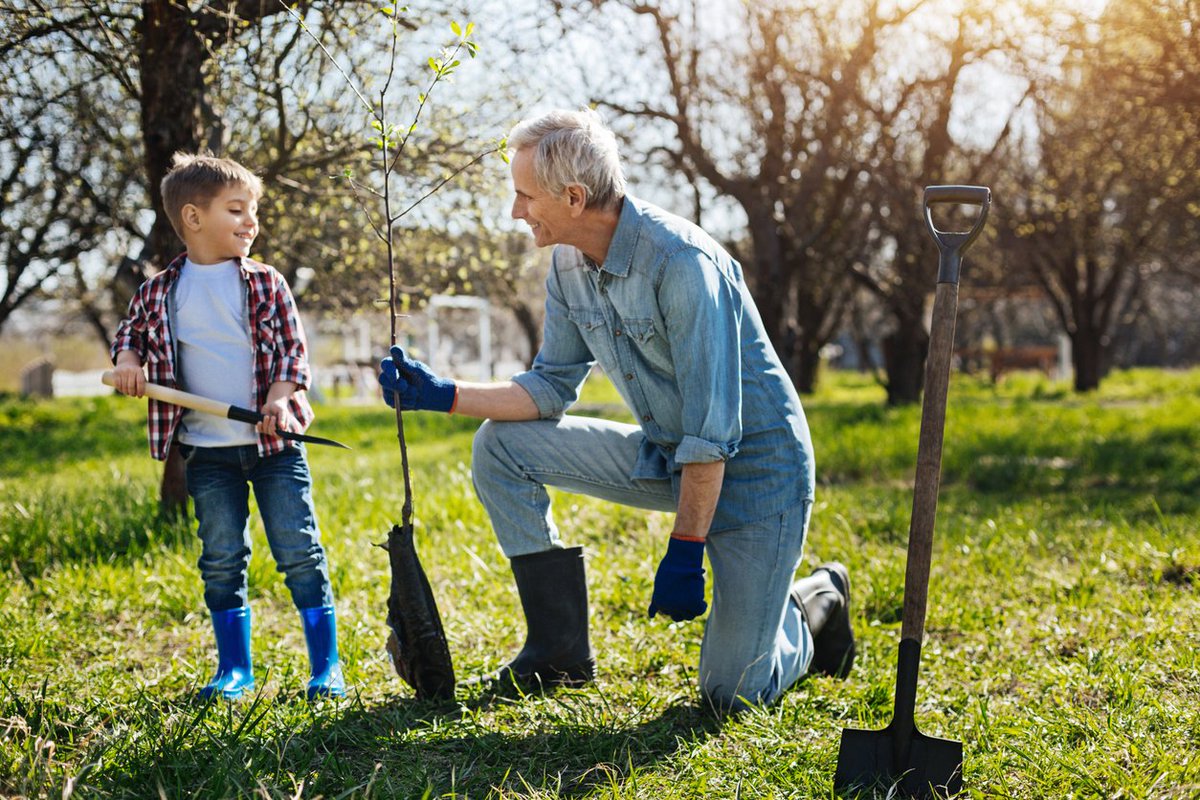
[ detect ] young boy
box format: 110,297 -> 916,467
110,153 -> 344,700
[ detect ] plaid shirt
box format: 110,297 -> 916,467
111,253 -> 315,461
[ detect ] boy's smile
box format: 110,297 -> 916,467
182,184 -> 259,264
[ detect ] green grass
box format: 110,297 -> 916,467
2,368 -> 1199,798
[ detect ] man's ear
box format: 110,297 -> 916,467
181,203 -> 202,231
565,184 -> 588,216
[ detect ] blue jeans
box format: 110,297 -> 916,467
181,443 -> 334,613
472,415 -> 813,710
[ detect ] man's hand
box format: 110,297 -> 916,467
648,536 -> 708,621
110,354 -> 146,397
378,345 -> 457,412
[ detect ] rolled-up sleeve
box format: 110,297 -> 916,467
659,248 -> 743,464
270,277 -> 312,390
511,257 -> 593,419
110,289 -> 149,363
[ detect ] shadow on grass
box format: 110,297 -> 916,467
78,688 -> 721,798
943,423 -> 1199,517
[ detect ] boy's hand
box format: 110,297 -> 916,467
111,357 -> 146,397
259,383 -> 298,437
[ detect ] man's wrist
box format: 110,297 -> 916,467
670,533 -> 706,543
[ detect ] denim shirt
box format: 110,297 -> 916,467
512,196 -> 814,532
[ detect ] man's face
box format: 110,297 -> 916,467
510,147 -> 573,248
184,184 -> 259,263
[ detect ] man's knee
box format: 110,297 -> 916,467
698,658 -> 781,714
699,677 -> 762,715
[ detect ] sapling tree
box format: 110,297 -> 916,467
283,2 -> 503,698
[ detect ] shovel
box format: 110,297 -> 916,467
833,185 -> 991,798
101,371 -> 351,449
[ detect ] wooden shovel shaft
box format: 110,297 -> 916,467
102,370 -> 259,422
901,282 -> 959,644
902,185 -> 989,644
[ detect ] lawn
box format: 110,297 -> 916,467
1,368 -> 1198,798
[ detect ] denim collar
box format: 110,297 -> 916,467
596,196 -> 640,278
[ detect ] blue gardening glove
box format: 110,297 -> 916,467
648,536 -> 708,621
378,345 -> 457,412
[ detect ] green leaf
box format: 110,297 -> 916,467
450,20 -> 462,36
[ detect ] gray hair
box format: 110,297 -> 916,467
508,108 -> 626,211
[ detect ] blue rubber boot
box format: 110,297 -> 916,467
199,606 -> 255,701
300,605 -> 345,699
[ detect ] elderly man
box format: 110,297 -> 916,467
379,108 -> 854,711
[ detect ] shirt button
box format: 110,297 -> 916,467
624,373 -> 634,381
642,414 -> 652,421
614,329 -> 622,336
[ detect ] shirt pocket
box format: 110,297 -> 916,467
622,318 -> 656,344
567,307 -> 613,364
622,317 -> 672,374
254,313 -> 278,355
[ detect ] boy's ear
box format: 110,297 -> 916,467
181,203 -> 202,231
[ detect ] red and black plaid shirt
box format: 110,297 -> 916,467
111,253 -> 315,461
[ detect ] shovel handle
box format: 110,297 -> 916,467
101,370 -> 262,424
923,185 -> 990,284
902,186 -> 990,644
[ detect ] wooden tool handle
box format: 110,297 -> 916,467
101,370 -> 244,420
900,280 -> 959,643
900,186 -> 991,643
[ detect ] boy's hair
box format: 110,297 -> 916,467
160,152 -> 263,241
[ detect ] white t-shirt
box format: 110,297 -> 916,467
174,258 -> 258,447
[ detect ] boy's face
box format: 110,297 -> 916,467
180,184 -> 259,264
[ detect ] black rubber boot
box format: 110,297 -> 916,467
497,545 -> 595,689
792,562 -> 856,679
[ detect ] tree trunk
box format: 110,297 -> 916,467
138,1 -> 206,271
137,1 -> 208,514
883,321 -> 929,406
788,327 -> 823,395
1071,330 -> 1106,392
511,302 -> 541,371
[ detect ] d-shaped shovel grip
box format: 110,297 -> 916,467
923,185 -> 991,285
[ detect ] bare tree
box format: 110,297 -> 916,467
555,0 -> 1033,401
998,0 -> 1199,390
0,9 -> 141,335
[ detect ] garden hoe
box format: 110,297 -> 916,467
833,185 -> 991,799
100,371 -> 351,449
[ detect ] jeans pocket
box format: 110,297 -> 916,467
176,443 -> 196,464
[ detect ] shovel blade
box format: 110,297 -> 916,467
834,723 -> 963,798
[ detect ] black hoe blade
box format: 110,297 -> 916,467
279,430 -> 352,449
834,639 -> 963,798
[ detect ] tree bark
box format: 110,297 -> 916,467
883,323 -> 929,406
1071,329 -> 1106,392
